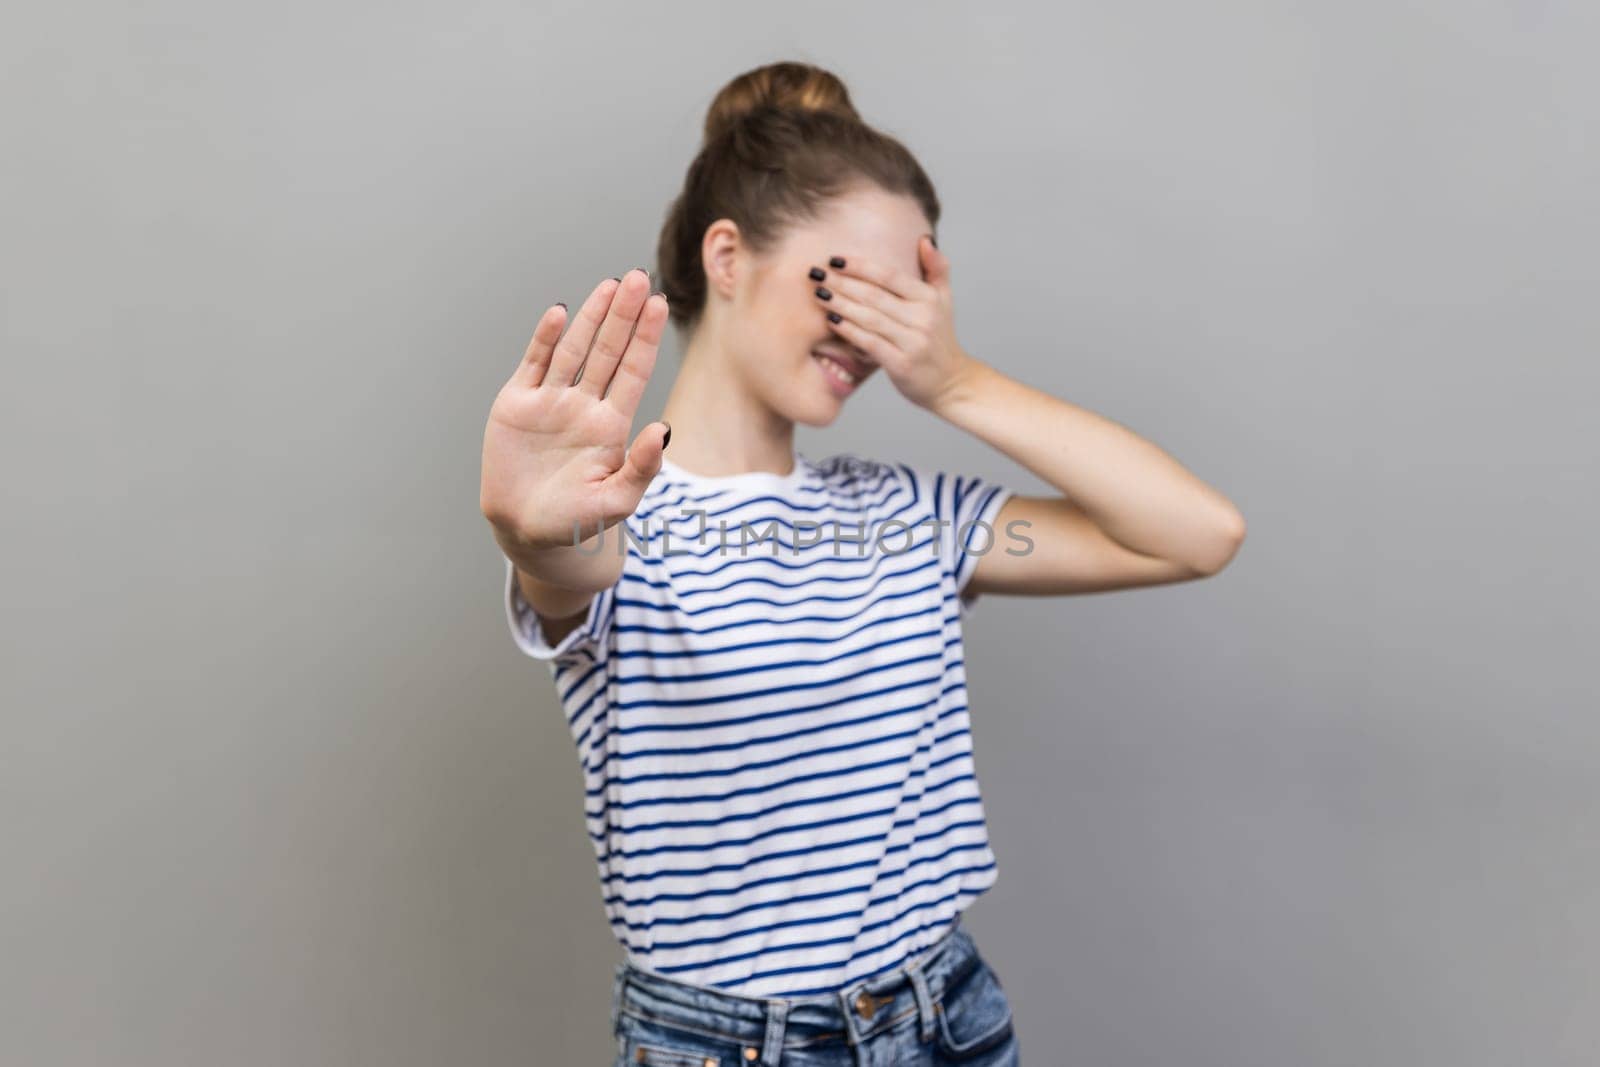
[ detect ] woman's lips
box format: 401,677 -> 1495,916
811,347 -> 872,398
812,346 -> 871,379
814,351 -> 860,396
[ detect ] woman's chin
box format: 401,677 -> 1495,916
779,390 -> 845,428
789,401 -> 843,429
773,373 -> 850,426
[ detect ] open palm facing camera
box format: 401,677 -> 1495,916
479,269 -> 671,555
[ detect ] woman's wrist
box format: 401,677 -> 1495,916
924,351 -> 996,421
493,523 -> 624,594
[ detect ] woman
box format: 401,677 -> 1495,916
480,61 -> 1244,1066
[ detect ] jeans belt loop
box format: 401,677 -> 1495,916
904,957 -> 937,1045
760,997 -> 789,1065
835,985 -> 866,1047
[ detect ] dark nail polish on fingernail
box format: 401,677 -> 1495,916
611,277 -> 621,282
661,420 -> 671,450
556,302 -> 567,309
826,311 -> 841,323
808,267 -> 825,281
814,286 -> 832,300
828,256 -> 846,268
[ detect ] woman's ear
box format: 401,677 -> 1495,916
701,218 -> 742,306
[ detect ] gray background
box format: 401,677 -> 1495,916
4,1 -> 1596,1064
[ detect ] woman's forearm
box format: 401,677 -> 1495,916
494,521 -> 627,618
931,357 -> 1246,573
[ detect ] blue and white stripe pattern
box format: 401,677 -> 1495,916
504,451 -> 1015,999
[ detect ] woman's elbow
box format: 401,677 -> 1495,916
1185,506 -> 1247,578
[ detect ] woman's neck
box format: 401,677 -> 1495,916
659,329 -> 797,478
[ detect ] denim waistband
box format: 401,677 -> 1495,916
611,917 -> 980,1062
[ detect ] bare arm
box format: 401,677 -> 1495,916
931,362 -> 1246,595
809,235 -> 1244,598
499,530 -> 621,645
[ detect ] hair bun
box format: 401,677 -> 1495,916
703,61 -> 861,145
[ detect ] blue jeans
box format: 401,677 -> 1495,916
609,918 -> 1020,1065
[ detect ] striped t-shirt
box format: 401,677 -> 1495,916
503,450 -> 1015,999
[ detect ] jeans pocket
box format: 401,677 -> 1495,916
934,959 -> 1016,1060
616,1012 -> 735,1067
620,1039 -> 720,1066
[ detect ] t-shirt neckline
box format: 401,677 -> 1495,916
658,450 -> 810,492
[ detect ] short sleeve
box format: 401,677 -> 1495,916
503,557 -> 617,667
897,464 -> 1016,615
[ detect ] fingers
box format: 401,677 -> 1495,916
820,253 -> 932,303
576,268 -> 654,398
814,282 -> 917,356
515,303 -> 569,387
546,276 -> 623,387
813,270 -> 922,333
602,291 -> 669,419
522,269 -> 664,398
823,307 -> 895,365
602,419 -> 672,514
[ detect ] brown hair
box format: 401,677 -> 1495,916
655,61 -> 941,331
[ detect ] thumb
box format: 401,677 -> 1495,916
919,234 -> 951,292
608,418 -> 671,503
